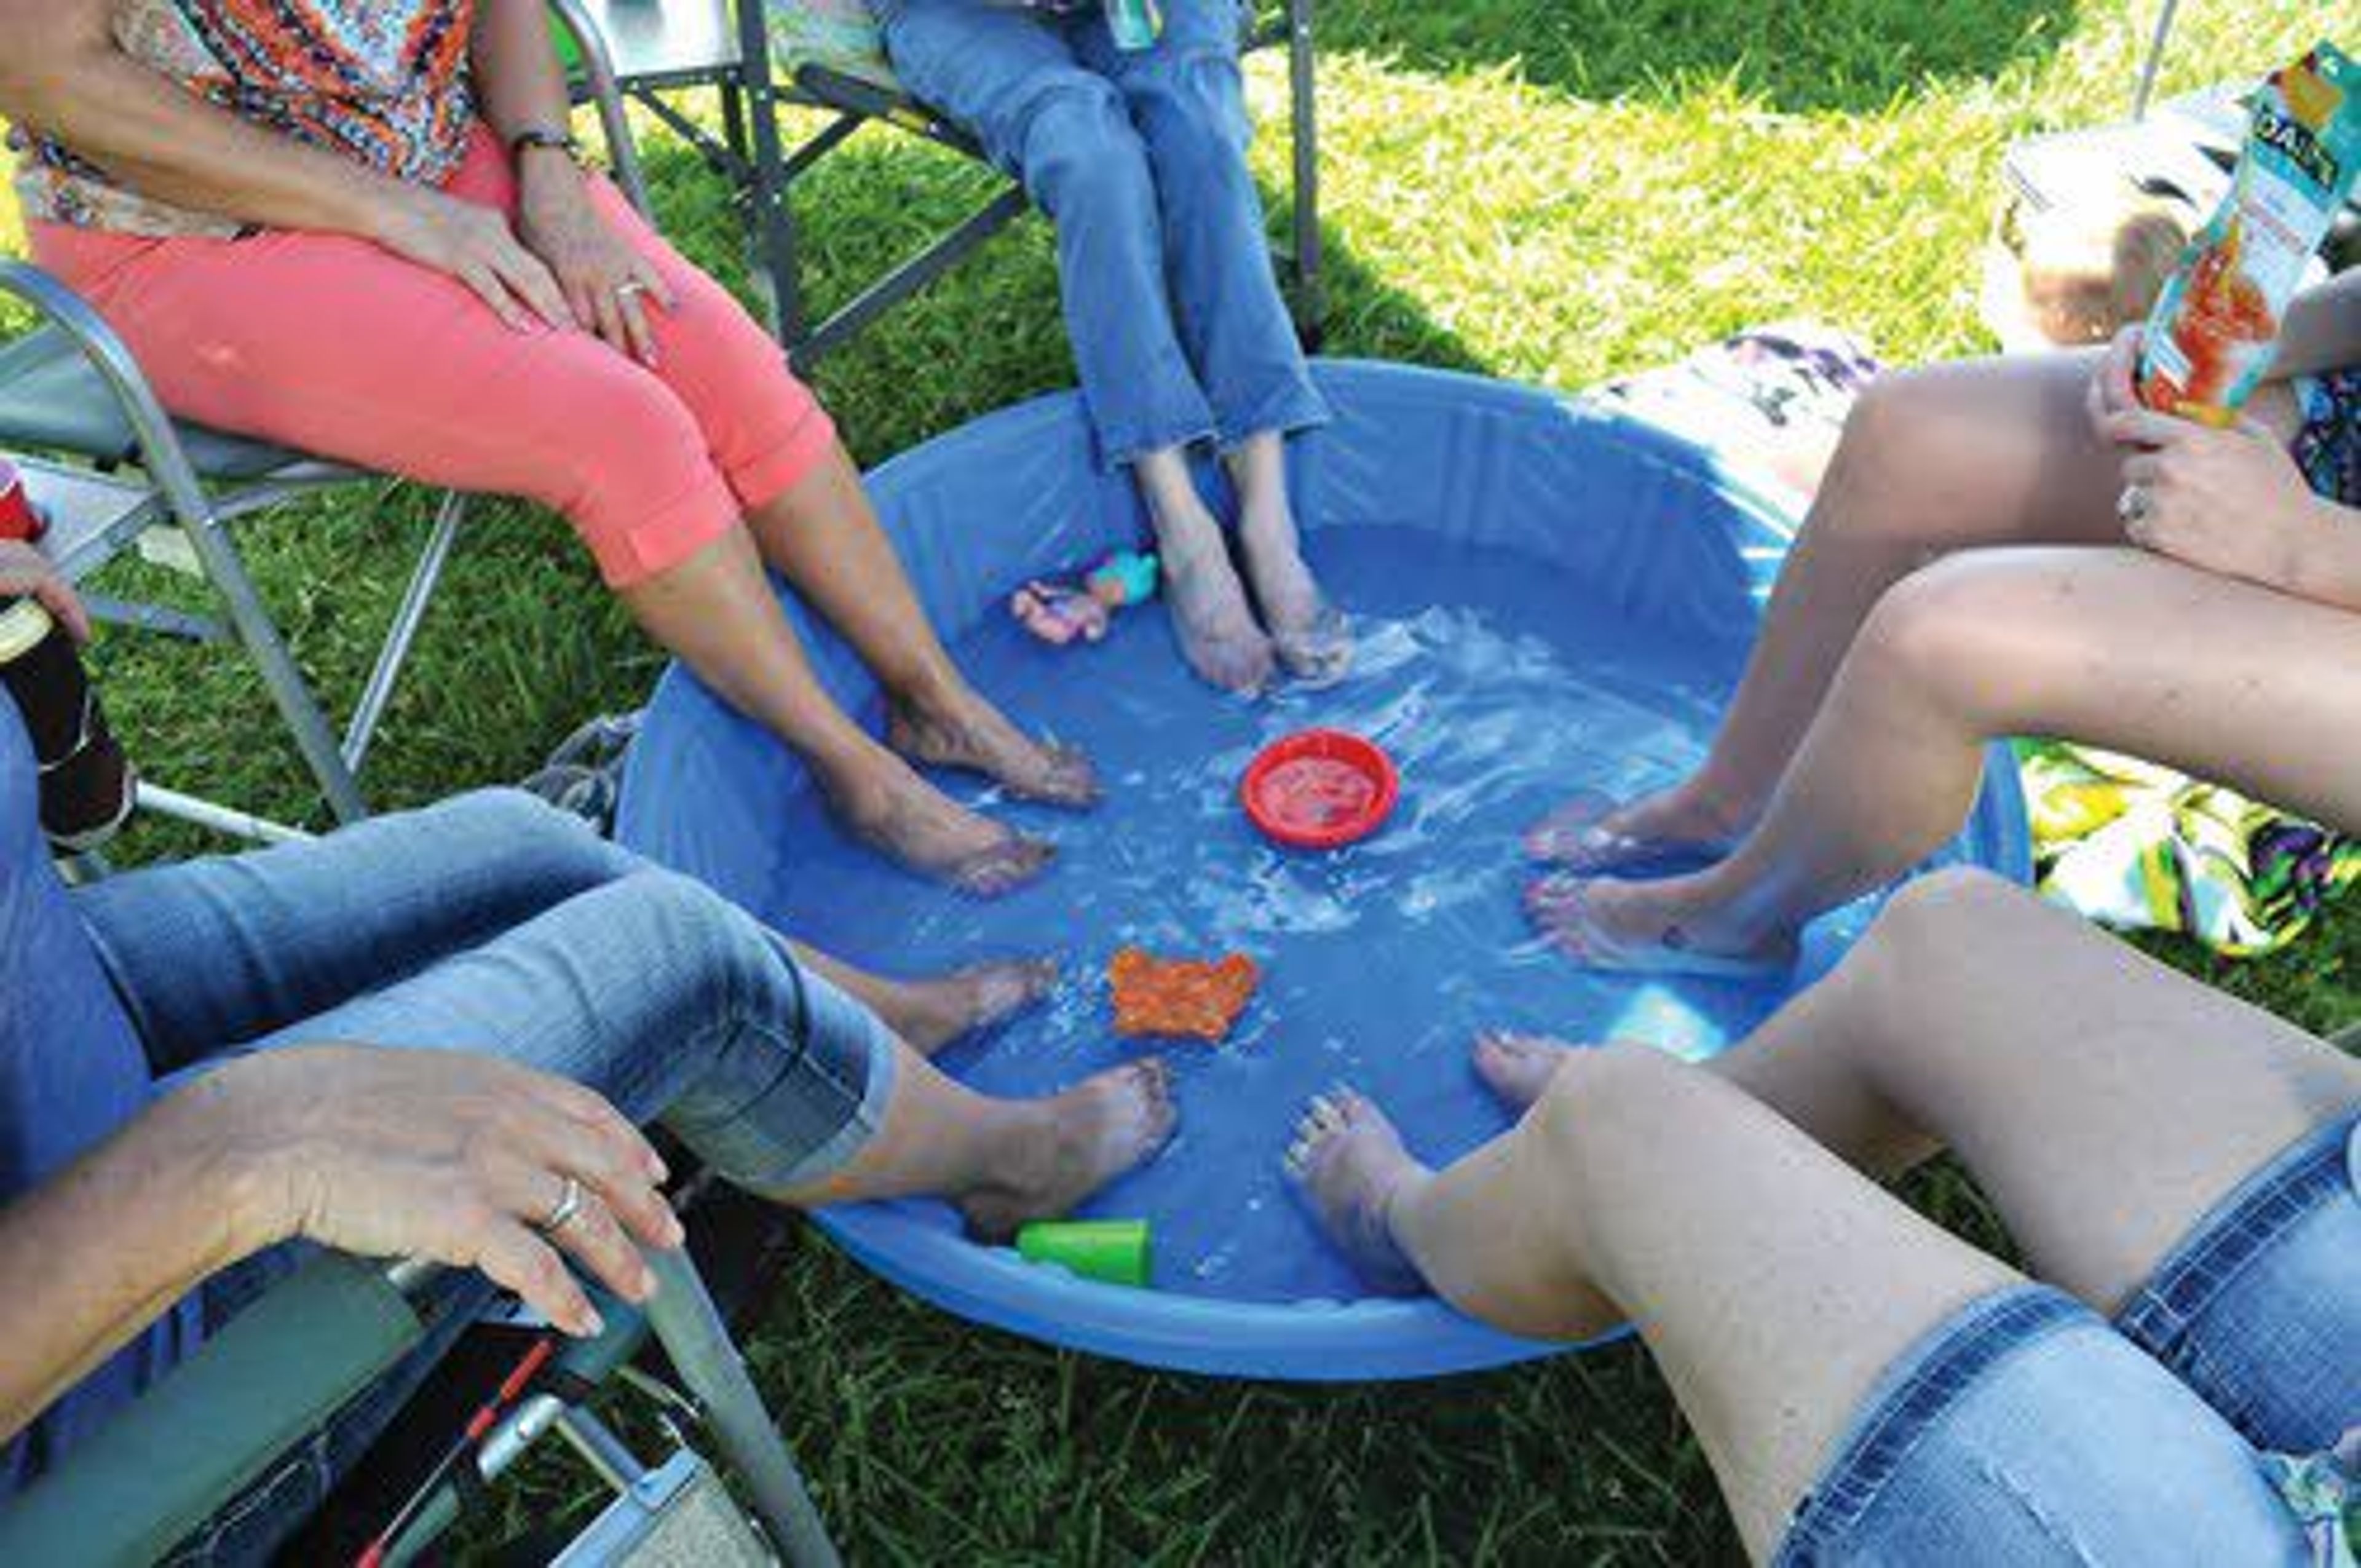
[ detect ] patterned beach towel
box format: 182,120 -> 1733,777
2020,741 -> 2361,957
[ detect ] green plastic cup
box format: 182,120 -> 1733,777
1016,1219 -> 1152,1288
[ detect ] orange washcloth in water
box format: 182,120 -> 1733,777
1109,948 -> 1260,1043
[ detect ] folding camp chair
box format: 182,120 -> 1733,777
0,0 -> 647,844
0,1248 -> 839,1566
572,0 -> 1324,365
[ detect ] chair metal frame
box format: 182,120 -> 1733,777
0,0 -> 646,842
0,1247 -> 839,1566
586,0 -> 1324,365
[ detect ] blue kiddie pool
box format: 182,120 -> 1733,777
618,360 -> 2030,1381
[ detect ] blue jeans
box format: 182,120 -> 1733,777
877,0 -> 1329,466
1775,1114 -> 2360,1566
69,790 -> 895,1563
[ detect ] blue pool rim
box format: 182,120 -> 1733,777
619,358 -> 2033,1382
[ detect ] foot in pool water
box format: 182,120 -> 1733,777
824,759 -> 1054,897
960,1058 -> 1179,1240
1524,872 -> 1796,980
1524,783 -> 1752,873
1471,1031 -> 1578,1111
888,687 -> 1099,808
1284,1088 -> 1430,1294
883,958 -> 1061,1057
1238,497 -> 1353,687
1158,528 -> 1279,696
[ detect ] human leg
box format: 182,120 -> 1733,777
1533,544 -> 2361,969
882,0 -> 1217,464
1080,3 -> 1345,680
786,941 -> 1058,1058
1294,1029 -> 2324,1561
1290,1045 -> 2017,1558
73,790 -> 633,1074
882,1 -> 1280,694
1525,354 -> 2298,869
1488,869 -> 2361,1447
740,451 -> 1096,809
235,869 -> 1176,1238
1134,445 -> 1279,693
545,166 -> 1098,813
32,160 -> 1045,893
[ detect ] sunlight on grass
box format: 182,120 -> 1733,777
1,3 -> 2350,1559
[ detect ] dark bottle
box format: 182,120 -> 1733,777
0,598 -> 134,852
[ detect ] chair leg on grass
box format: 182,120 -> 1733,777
345,489 -> 469,777
642,1246 -> 840,1568
170,496 -> 372,823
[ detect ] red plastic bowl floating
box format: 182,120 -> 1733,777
1241,729 -> 1400,850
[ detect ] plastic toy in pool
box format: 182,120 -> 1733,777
617,360 -> 2032,1382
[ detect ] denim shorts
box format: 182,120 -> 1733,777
1774,1112 -> 2359,1566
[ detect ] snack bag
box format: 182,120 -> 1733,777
2136,42 -> 2361,424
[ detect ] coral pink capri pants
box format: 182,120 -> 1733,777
29,129 -> 836,588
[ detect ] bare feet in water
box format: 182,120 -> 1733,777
1238,498 -> 1352,687
1470,1031 -> 1576,1111
960,1059 -> 1180,1240
1523,784 -> 1753,873
1524,871 -> 1795,980
823,756 -> 1054,897
876,958 -> 1061,1057
888,687 -> 1099,807
1283,1088 -> 1429,1293
1160,528 -> 1278,696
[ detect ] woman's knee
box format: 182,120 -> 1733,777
1017,80 -> 1158,221
1121,51 -> 1252,170
1846,554 -> 2065,724
598,869 -> 792,1029
1851,866 -> 2024,988
502,350 -> 738,586
403,788 -> 635,889
1528,1043 -> 1707,1184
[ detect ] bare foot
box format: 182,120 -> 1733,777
888,689 -> 1099,809
1160,534 -> 1278,696
1524,873 -> 1794,980
1283,1088 -> 1429,1294
960,1059 -> 1179,1240
1471,1031 -> 1578,1111
823,758 -> 1054,897
1238,504 -> 1351,687
1524,784 -> 1753,872
879,958 -> 1060,1057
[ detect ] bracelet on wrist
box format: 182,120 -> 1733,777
510,127 -> 586,168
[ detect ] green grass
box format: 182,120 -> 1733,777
4,1 -> 2352,1560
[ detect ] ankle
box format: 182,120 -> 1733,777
1661,777 -> 1762,842
885,668 -> 967,723
1377,1164 -> 1433,1262
1236,496 -> 1299,553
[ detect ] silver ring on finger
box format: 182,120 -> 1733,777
613,280 -> 649,301
534,1173 -> 585,1238
2116,483 -> 2152,528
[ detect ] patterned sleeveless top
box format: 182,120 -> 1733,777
9,1 -> 478,239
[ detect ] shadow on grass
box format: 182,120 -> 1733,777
1316,0 -> 2079,113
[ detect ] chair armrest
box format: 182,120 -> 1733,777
548,0 -> 656,218
0,261 -> 214,516
0,1254 -> 427,1568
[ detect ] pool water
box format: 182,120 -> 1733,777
749,524 -> 1890,1304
